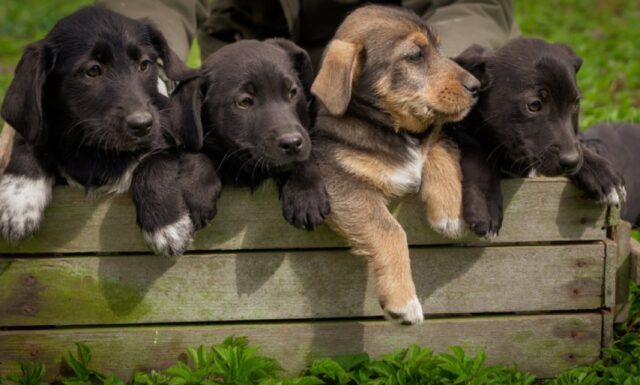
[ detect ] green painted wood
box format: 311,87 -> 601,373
0,178 -> 608,254
0,313 -> 602,379
0,244 -> 604,327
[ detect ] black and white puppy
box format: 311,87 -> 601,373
445,38 -> 626,237
582,122 -> 640,227
173,39 -> 330,230
0,6 -> 218,256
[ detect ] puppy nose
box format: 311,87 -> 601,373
126,111 -> 153,136
463,77 -> 480,98
559,150 -> 581,173
277,134 -> 304,155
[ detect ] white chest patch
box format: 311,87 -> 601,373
0,174 -> 54,241
60,161 -> 139,196
387,146 -> 424,196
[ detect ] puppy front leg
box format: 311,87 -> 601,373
276,156 -> 330,230
0,134 -> 55,242
132,153 -> 193,257
420,134 -> 465,238
571,144 -> 626,205
178,153 -> 222,230
328,185 -> 422,325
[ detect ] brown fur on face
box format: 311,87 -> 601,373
311,5 -> 478,325
312,6 -> 479,132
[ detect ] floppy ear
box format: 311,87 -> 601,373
454,44 -> 491,89
1,41 -> 53,145
145,22 -> 196,81
170,77 -> 204,151
266,39 -> 315,101
311,39 -> 362,116
554,43 -> 582,72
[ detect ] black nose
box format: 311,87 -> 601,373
463,78 -> 480,98
126,111 -> 153,136
559,150 -> 581,173
277,134 -> 304,155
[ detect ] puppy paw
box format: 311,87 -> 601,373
430,217 -> 465,238
142,214 -> 194,258
382,296 -> 424,326
0,175 -> 53,242
281,183 -> 331,230
572,152 -> 625,207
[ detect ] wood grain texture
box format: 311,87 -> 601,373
0,313 -> 602,379
0,244 -> 605,327
631,238 -> 640,285
0,178 -> 608,254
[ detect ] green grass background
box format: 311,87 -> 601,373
0,0 -> 637,239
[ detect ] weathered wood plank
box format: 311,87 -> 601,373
612,222 -> 632,323
0,178 -> 608,254
0,313 -> 602,379
631,237 -> 640,286
0,244 -> 604,327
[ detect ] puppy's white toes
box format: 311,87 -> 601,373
483,231 -> 498,241
431,218 -> 465,239
384,297 -> 424,325
619,185 -> 627,203
142,215 -> 194,258
602,188 -> 620,206
0,175 -> 53,242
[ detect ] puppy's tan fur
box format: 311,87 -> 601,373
311,5 -> 479,324
0,124 -> 15,175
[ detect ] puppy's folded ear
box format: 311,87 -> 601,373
553,43 -> 583,72
311,39 -> 362,116
170,77 -> 204,151
145,22 -> 197,82
1,41 -> 54,145
454,44 -> 491,90
266,39 -> 315,101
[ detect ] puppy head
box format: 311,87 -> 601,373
311,5 -> 480,133
175,39 -> 314,171
1,6 -> 193,152
456,38 -> 584,176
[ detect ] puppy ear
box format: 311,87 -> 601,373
145,22 -> 196,82
266,39 -> 315,100
454,44 -> 491,89
554,43 -> 583,72
170,77 -> 204,151
311,39 -> 362,116
1,42 -> 53,145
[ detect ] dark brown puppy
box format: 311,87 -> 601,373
311,5 -> 479,325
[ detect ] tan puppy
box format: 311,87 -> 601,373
311,5 -> 480,325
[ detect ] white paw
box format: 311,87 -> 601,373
142,214 -> 194,258
384,296 -> 424,325
0,175 -> 53,242
482,231 -> 498,241
601,185 -> 626,206
431,217 -> 465,238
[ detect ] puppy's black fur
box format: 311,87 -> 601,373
174,39 -> 330,230
0,6 -> 218,256
445,38 -> 625,237
582,123 -> 640,227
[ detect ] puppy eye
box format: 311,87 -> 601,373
289,87 -> 298,99
139,60 -> 154,72
527,100 -> 543,113
236,97 -> 254,109
85,64 -> 102,78
407,51 -> 424,63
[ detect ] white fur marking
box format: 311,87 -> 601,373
142,214 -> 194,258
0,175 -> 54,241
384,296 -> 424,325
60,161 -> 139,196
388,147 -> 423,195
527,168 -> 539,178
431,217 -> 465,239
603,188 -> 620,206
157,78 -> 169,97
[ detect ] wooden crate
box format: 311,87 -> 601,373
0,178 -> 632,379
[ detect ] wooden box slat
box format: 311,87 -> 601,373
0,313 -> 602,379
0,244 -> 605,327
0,178 -> 607,254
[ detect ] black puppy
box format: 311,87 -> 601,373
173,39 -> 330,230
445,38 -> 625,237
582,122 -> 639,227
0,7 -> 218,256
